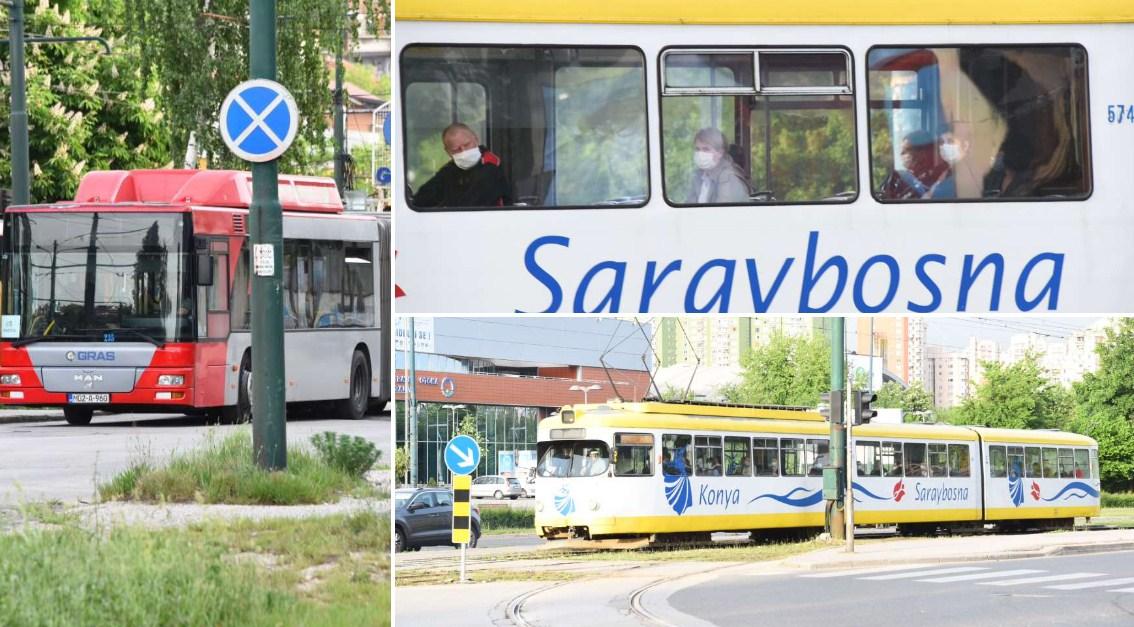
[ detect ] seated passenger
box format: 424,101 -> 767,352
686,128 -> 751,204
932,125 -> 978,199
413,123 -> 512,208
878,130 -> 950,200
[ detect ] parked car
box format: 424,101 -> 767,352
394,487 -> 481,553
470,475 -> 524,500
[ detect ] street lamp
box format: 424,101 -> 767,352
569,384 -> 601,404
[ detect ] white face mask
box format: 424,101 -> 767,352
452,147 -> 481,170
693,150 -> 719,170
940,142 -> 963,165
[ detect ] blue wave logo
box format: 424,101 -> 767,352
1042,481 -> 1100,502
851,482 -> 893,503
1008,464 -> 1024,507
554,486 -> 575,516
749,487 -> 824,508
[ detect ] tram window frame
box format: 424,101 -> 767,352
1089,449 -> 1099,482
662,434 -> 693,477
658,45 -> 859,208
613,432 -> 655,477
989,445 -> 1008,478
856,440 -> 882,477
752,438 -> 779,476
948,444 -> 970,477
903,442 -> 928,477
780,438 -> 806,477
1074,449 -> 1090,479
400,44 -> 652,212
928,443 -> 948,478
866,43 -> 1092,204
724,436 -> 751,476
807,438 -> 829,477
881,441 -> 903,477
1007,446 -> 1025,479
1058,447 -> 1075,478
1042,447 -> 1058,478
695,435 -> 724,476
1025,447 -> 1042,478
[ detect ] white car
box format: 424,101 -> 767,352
470,475 -> 524,500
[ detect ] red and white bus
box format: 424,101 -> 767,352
0,169 -> 391,425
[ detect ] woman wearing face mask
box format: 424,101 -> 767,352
930,126 -> 979,199
685,128 -> 751,204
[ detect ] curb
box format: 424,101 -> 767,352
786,540 -> 1134,571
0,415 -> 62,425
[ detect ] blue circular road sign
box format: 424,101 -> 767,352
444,434 -> 481,476
375,166 -> 392,185
220,79 -> 299,163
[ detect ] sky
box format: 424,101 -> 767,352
921,317 -> 1106,352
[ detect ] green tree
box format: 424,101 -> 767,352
723,331 -> 829,406
454,413 -> 488,475
1072,319 -> 1134,491
952,353 -> 1073,430
874,380 -> 905,408
0,0 -> 171,202
394,445 -> 409,486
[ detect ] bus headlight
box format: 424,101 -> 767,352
0,374 -> 21,385
157,375 -> 184,386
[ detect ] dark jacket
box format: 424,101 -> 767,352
412,147 -> 512,209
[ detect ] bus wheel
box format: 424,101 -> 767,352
63,407 -> 94,426
338,350 -> 369,420
222,354 -> 253,424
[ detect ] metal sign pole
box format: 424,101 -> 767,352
460,542 -> 467,583
8,0 -> 29,205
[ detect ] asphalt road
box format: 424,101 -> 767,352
0,408 -> 390,504
668,550 -> 1134,626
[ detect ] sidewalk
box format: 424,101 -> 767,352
784,528 -> 1134,570
0,409 -> 63,424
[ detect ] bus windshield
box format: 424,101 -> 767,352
537,441 -> 610,477
4,212 -> 194,343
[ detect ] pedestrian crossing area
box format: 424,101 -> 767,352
800,564 -> 1134,593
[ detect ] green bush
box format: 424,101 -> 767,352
479,507 -> 534,531
1102,492 -> 1134,507
310,432 -> 381,478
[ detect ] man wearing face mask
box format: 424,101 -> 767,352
931,125 -> 978,199
685,127 -> 751,204
412,123 -> 512,208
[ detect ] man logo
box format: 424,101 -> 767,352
73,373 -> 104,390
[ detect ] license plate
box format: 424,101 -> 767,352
68,393 -> 109,404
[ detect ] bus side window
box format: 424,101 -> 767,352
988,446 -> 1007,478
856,441 -> 881,477
662,434 -> 692,476
948,444 -> 970,477
1042,447 -> 1058,478
753,438 -> 779,476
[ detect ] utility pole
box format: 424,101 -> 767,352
8,0 -> 28,205
332,10 -> 348,193
248,0 -> 286,470
826,317 -> 846,541
407,317 -> 419,486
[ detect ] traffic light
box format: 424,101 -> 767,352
819,390 -> 843,423
0,188 -> 10,212
853,390 -> 878,425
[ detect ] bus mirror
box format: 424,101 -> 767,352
196,254 -> 214,286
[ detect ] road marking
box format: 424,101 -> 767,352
917,569 -> 1045,583
1109,587 -> 1134,593
981,573 -> 1106,587
1047,577 -> 1134,591
861,567 -> 987,581
801,565 -> 942,579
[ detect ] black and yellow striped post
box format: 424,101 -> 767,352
452,474 -> 472,581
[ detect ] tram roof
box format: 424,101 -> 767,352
968,427 -> 1096,447
397,0 -> 1134,25
565,401 -> 827,422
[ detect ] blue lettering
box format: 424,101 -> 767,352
519,235 -> 568,313
744,258 -> 794,313
77,351 -> 115,361
573,261 -> 626,313
908,254 -> 946,313
697,484 -> 740,509
1015,253 -> 1063,311
684,259 -> 734,313
639,260 -> 682,312
853,254 -> 900,313
958,253 -> 1004,311
799,231 -> 847,313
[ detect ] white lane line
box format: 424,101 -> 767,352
1109,587 -> 1134,593
917,569 -> 1045,583
861,567 -> 988,581
1047,577 -> 1134,591
801,565 -> 943,579
981,573 -> 1107,587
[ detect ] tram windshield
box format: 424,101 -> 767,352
537,440 -> 610,477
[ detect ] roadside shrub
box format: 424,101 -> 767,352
1102,492 -> 1134,507
479,507 -> 534,531
310,432 -> 381,478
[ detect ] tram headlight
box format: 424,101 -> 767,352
536,501 -> 544,512
587,499 -> 600,512
0,374 -> 21,385
157,375 -> 184,386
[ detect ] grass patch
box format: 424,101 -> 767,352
0,512 -> 389,626
1102,493 -> 1134,508
1093,507 -> 1134,528
480,508 -> 534,532
98,430 -> 376,505
483,526 -> 536,536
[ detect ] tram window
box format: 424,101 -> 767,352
807,439 -> 829,477
1007,446 -> 1025,479
402,45 -> 649,210
904,443 -> 928,477
1057,448 -> 1075,478
1089,449 -> 1099,482
753,438 -> 779,476
536,440 -> 610,477
1074,449 -> 1090,479
1042,447 -> 1058,478
1025,447 -> 1042,478
948,444 -> 970,477
660,48 -> 856,206
856,441 -> 881,477
780,438 -> 806,477
662,434 -> 693,476
614,433 -> 654,476
928,443 -> 948,478
989,446 -> 1007,478
724,436 -> 751,476
695,435 -> 724,476
881,441 -> 903,477
868,45 -> 1090,202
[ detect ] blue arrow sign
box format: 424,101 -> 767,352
219,79 -> 299,163
375,167 -> 392,185
445,434 -> 481,476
